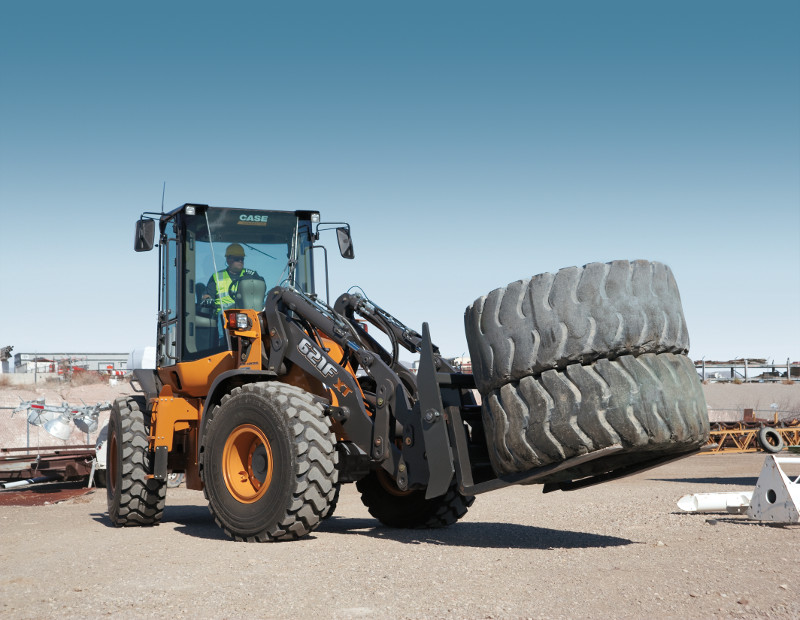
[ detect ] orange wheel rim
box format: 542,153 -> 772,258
223,424 -> 273,503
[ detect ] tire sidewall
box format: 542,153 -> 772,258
106,401 -> 124,521
203,390 -> 297,537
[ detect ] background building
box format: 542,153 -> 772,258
11,352 -> 129,375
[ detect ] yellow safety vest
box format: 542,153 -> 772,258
210,269 -> 257,311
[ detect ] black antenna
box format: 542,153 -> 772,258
161,182 -> 166,213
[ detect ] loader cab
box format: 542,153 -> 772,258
136,204 -> 319,367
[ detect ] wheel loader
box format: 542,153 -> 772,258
107,203 -> 709,541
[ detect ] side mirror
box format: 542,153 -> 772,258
134,219 -> 156,252
336,226 -> 355,259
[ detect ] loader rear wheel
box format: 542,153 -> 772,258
481,352 -> 709,479
356,468 -> 474,528
200,382 -> 338,542
464,260 -> 690,395
106,396 -> 166,526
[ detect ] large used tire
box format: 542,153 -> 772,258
106,396 -> 166,526
758,427 -> 784,453
357,469 -> 474,528
465,260 -> 690,395
200,382 -> 338,542
481,352 -> 709,478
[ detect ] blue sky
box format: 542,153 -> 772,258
1,1 -> 798,364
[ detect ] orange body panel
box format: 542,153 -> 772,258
158,351 -> 235,398
151,385 -> 201,449
150,384 -> 204,489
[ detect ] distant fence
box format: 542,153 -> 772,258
696,360 -> 799,383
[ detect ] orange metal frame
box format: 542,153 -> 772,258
704,424 -> 800,454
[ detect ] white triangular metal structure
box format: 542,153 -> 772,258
746,455 -> 800,523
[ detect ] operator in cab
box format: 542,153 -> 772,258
202,243 -> 264,314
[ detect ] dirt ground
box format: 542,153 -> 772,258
0,453 -> 798,619
1,380 -> 799,618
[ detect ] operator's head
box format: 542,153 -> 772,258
225,243 -> 245,274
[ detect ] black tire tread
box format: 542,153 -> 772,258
482,353 -> 709,476
357,472 -> 475,529
93,469 -> 107,489
465,260 -> 690,394
107,396 -> 166,526
321,483 -> 341,520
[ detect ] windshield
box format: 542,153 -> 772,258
190,209 -> 308,294
180,208 -> 314,361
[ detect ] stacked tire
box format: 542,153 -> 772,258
464,260 -> 709,482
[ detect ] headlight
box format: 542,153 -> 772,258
235,313 -> 251,330
225,310 -> 255,332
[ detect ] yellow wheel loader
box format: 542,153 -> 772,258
107,203 -> 709,541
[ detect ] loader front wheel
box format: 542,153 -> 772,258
200,383 -> 338,542
356,468 -> 474,528
106,396 -> 166,526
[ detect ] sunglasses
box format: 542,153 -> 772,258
226,255 -> 244,261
